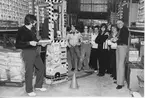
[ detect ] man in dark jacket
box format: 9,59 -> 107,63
15,14 -> 47,96
115,19 -> 129,89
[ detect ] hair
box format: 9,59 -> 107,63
117,19 -> 124,23
66,26 -> 71,32
94,25 -> 100,30
53,9 -> 59,13
111,24 -> 117,28
111,24 -> 119,34
100,23 -> 107,31
24,14 -> 37,25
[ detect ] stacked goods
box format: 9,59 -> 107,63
0,0 -> 29,26
45,40 -> 68,84
0,50 -> 9,81
0,49 -> 25,83
7,50 -> 25,82
136,0 -> 144,27
45,42 -> 62,76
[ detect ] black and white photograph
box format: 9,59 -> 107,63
0,0 -> 144,97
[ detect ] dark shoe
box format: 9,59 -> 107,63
114,81 -> 117,84
78,69 -> 81,71
71,68 -> 75,71
97,73 -> 104,77
116,85 -> 123,89
113,77 -> 116,80
110,74 -> 114,77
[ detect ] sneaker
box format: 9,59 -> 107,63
35,88 -> 47,92
94,70 -> 98,73
27,92 -> 36,97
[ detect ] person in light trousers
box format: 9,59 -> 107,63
78,26 -> 91,71
114,19 -> 129,89
67,25 -> 82,71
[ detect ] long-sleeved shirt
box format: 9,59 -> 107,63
67,30 -> 81,47
95,32 -> 109,49
117,26 -> 129,45
107,32 -> 118,49
15,26 -> 38,49
81,32 -> 91,44
91,33 -> 98,49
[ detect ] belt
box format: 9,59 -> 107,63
118,43 -> 127,45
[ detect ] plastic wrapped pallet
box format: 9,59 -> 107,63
0,65 -> 8,81
9,66 -> 25,82
0,49 -> 25,82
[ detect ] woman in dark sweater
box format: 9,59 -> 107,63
95,23 -> 109,76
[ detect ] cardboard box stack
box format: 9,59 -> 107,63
0,49 -> 25,82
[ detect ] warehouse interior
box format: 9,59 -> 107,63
0,0 -> 144,97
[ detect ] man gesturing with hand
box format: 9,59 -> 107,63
15,14 -> 47,97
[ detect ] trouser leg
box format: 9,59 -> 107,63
117,45 -> 128,85
89,48 -> 97,69
22,49 -> 36,93
67,47 -> 72,70
74,46 -> 81,70
83,44 -> 91,70
34,52 -> 45,88
98,50 -> 105,74
69,47 -> 75,69
79,44 -> 85,70
112,49 -> 116,78
80,44 -> 90,70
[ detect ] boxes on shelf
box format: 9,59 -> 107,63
128,50 -> 139,62
126,62 -> 143,91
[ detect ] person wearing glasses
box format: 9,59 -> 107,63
78,26 -> 91,71
114,19 -> 129,89
89,26 -> 99,72
15,14 -> 47,96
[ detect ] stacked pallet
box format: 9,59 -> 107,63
45,39 -> 68,84
0,49 -> 25,87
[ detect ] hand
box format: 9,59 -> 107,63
111,37 -> 118,42
41,43 -> 48,47
29,41 -> 37,46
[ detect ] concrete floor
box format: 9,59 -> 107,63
0,71 -> 132,97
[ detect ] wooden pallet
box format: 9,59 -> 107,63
0,80 -> 24,87
45,75 -> 68,84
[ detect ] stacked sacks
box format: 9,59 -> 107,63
7,50 -> 25,82
0,49 -> 25,82
45,42 -> 61,75
0,50 -> 9,81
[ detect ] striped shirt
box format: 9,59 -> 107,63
81,33 -> 91,44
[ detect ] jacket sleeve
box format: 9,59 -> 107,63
15,29 -> 31,48
117,27 -> 129,44
95,34 -> 108,44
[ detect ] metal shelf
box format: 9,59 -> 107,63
129,29 -> 145,33
0,29 -> 18,32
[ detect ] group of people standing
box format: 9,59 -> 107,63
67,19 -> 129,89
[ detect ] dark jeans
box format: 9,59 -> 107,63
98,49 -> 108,75
89,48 -> 98,70
110,49 -> 116,78
22,48 -> 45,93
